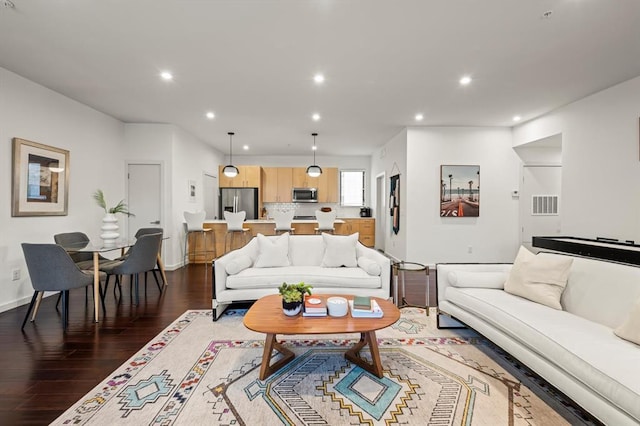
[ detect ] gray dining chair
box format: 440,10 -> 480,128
118,227 -> 165,290
21,243 -> 106,331
100,233 -> 163,305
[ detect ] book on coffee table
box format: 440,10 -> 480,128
303,296 -> 327,316
349,299 -> 383,318
353,296 -> 371,310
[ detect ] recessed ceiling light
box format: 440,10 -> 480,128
205,111 -> 215,119
459,75 -> 472,86
415,113 -> 424,121
513,115 -> 522,122
243,145 -> 249,150
312,113 -> 321,121
313,74 -> 325,84
160,71 -> 173,81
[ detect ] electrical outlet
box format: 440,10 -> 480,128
467,246 -> 473,254
11,269 -> 20,281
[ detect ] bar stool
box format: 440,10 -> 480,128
184,211 -> 215,266
224,211 -> 251,253
273,210 -> 295,235
314,210 -> 337,234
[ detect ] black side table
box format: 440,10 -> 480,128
392,261 -> 429,315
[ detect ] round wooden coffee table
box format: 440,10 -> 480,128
243,294 -> 400,380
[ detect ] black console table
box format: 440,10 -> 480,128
532,236 -> 640,266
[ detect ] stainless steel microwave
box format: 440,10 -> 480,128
292,187 -> 318,203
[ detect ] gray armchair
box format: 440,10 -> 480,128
21,243 -> 106,331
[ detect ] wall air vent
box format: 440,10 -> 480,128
531,195 -> 559,215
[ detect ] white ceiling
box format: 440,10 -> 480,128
1,0 -> 640,157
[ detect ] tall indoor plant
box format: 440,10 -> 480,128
93,189 -> 133,245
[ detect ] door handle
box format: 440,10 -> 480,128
150,220 -> 160,225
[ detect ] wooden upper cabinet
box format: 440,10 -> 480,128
262,167 -> 293,202
218,165 -> 261,187
292,167 -> 318,188
318,167 -> 338,203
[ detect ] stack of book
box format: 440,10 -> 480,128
349,296 -> 384,318
303,296 -> 327,317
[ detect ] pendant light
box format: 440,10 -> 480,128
306,132 -> 323,177
222,132 -> 239,178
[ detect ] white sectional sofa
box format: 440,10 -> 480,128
436,251 -> 640,425
212,233 -> 391,319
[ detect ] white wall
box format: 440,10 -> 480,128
405,127 -> 521,264
514,75 -> 640,242
124,124 -> 225,269
371,129 -> 408,260
0,67 -> 125,312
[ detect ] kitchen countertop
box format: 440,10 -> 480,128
204,219 -> 346,224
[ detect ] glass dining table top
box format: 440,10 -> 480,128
60,239 -> 138,253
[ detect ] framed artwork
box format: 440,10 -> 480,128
440,165 -> 480,217
12,138 -> 69,216
389,174 -> 400,234
188,180 -> 196,202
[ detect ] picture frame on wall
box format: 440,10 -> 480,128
188,180 -> 196,202
440,165 -> 480,217
12,138 -> 69,216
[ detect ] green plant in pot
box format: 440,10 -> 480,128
93,189 -> 134,245
278,282 -> 312,316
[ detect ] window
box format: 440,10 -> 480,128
340,170 -> 365,206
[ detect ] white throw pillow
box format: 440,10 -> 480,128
357,256 -> 381,276
253,233 -> 291,268
614,297 -> 640,345
321,232 -> 359,268
504,246 -> 573,310
224,254 -> 253,275
448,270 -> 507,289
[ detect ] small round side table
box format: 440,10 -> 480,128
392,261 -> 429,315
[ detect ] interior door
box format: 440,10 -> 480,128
520,165 -> 562,248
127,163 -> 162,240
203,173 -> 218,220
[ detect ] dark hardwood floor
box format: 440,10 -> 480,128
0,264 -> 432,425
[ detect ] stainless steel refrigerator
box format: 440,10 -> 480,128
219,188 -> 259,220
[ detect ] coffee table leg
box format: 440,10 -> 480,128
344,331 -> 384,378
259,333 -> 295,380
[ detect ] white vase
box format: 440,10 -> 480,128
100,213 -> 120,246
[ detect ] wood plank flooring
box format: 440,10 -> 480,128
0,265 -> 432,425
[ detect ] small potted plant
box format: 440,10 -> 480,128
278,282 -> 312,316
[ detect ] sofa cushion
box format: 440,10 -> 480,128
226,265 -> 381,289
445,286 -> 640,421
254,233 -> 290,268
615,297 -> 640,345
321,232 -> 359,268
225,254 -> 253,275
504,246 -> 573,310
358,256 -> 381,276
448,270 -> 507,289
288,235 -> 325,266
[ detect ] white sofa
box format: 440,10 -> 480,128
212,234 -> 391,319
437,252 -> 640,425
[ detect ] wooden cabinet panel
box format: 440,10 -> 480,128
292,167 -> 319,188
219,165 -> 261,188
262,167 -> 293,202
339,218 -> 375,247
317,167 -> 338,203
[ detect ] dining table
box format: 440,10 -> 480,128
59,237 -> 169,322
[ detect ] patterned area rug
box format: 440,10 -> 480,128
52,308 -> 598,425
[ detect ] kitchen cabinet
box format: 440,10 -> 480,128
218,165 -> 261,188
262,167 -> 293,202
340,218 -> 375,247
292,167 -> 338,203
317,167 -> 338,203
